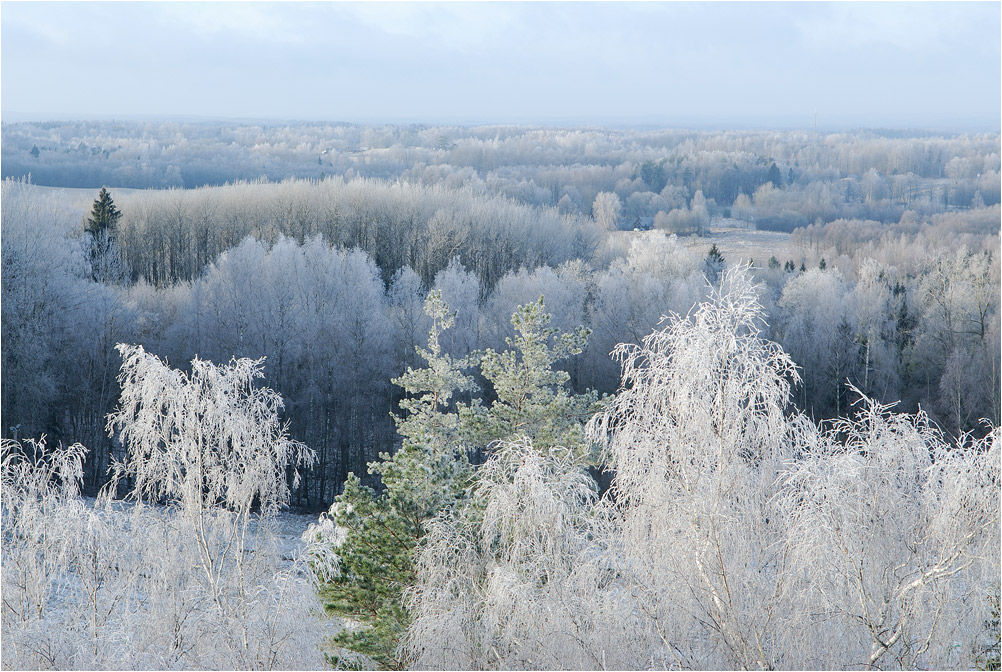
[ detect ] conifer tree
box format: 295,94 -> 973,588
85,187 -> 121,236
403,299 -> 604,669
315,291 -> 477,670
463,297 -> 602,459
312,295 -> 601,669
85,187 -> 124,282
705,243 -> 726,283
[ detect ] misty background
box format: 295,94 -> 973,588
2,1 -> 1000,130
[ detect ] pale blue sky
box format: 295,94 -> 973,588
2,2 -> 999,129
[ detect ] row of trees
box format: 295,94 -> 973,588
6,270 -> 996,669
96,177 -> 599,289
310,270 -> 999,670
2,178 -> 998,504
4,121 -> 998,231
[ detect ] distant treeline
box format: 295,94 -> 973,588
3,121 -> 999,233
2,174 -> 997,507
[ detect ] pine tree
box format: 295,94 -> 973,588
316,291 -> 477,670
403,299 -> 604,669
463,297 -> 602,459
85,187 -> 121,236
314,295 -> 602,669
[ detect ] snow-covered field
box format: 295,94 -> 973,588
616,219 -> 794,264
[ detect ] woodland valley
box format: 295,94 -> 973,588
1,120 -> 999,670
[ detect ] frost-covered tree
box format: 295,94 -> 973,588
1,347 -> 330,670
592,191 -> 622,230
781,397 -> 1000,669
778,267 -> 860,417
587,266 -> 811,669
588,232 -> 706,391
403,438 -> 606,670
432,257 -> 482,357
1,438 -> 90,665
108,344 -> 314,518
1,177 -> 89,440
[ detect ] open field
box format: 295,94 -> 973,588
613,218 -> 796,266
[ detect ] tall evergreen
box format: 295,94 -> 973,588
85,187 -> 121,236
84,188 -> 124,282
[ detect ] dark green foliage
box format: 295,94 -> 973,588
321,291 -> 474,669
85,187 -> 121,236
768,255 -> 781,270
767,161 -> 783,187
317,294 -> 600,668
322,475 -> 420,670
706,243 -> 724,265
640,159 -> 668,193
705,243 -> 726,283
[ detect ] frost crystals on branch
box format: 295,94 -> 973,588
587,265 -> 810,670
108,343 -> 313,518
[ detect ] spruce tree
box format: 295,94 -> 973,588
705,243 -> 726,283
85,187 -> 121,236
85,188 -> 125,282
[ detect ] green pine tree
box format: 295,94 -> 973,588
462,297 -> 601,459
316,295 -> 602,669
85,187 -> 122,236
320,291 -> 476,670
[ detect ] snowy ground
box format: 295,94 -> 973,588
78,496 -> 323,568
272,508 -> 324,563
615,218 -> 795,265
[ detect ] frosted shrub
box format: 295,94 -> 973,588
587,265 -> 813,670
1,347 -> 332,670
404,438 -> 609,670
781,398 -> 1001,669
404,266 -> 999,670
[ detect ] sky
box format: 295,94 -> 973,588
2,1 -> 999,130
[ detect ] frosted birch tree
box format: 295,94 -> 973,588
587,265 -> 812,669
1,346 -> 332,670
781,397 -> 1000,669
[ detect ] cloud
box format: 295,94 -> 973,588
793,2 -> 998,54
152,2 -> 306,45
332,2 -> 523,53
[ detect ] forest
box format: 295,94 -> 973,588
1,120 -> 999,670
